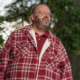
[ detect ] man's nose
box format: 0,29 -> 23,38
44,13 -> 50,17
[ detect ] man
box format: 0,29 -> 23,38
0,4 -> 73,80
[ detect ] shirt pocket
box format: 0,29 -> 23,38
16,42 -> 32,57
45,56 -> 61,74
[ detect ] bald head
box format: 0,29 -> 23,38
31,4 -> 50,14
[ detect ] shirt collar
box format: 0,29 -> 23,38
42,30 -> 49,37
24,24 -> 54,42
35,30 -> 49,37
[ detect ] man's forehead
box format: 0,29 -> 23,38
36,5 -> 50,12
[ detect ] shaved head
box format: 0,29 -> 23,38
31,4 -> 50,14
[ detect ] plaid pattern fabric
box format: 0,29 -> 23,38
0,25 -> 73,80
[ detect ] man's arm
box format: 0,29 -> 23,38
59,42 -> 73,80
0,34 -> 12,80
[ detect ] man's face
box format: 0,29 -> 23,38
34,14 -> 51,29
31,5 -> 51,32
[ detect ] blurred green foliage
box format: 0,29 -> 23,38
46,0 -> 80,53
0,16 -> 5,23
0,16 -> 5,49
0,27 -> 4,49
4,0 -> 31,23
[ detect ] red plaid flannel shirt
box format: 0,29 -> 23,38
0,25 -> 73,80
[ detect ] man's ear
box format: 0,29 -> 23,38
31,14 -> 35,21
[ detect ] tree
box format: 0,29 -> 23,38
46,0 -> 80,52
5,0 -> 31,24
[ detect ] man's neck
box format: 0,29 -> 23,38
32,24 -> 46,36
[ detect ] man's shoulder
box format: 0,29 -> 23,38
50,33 -> 65,51
12,26 -> 26,34
50,32 -> 61,43
11,25 -> 31,35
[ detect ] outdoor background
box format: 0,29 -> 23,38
0,0 -> 80,80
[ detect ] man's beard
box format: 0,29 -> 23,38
34,16 -> 51,32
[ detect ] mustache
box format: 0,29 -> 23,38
42,17 -> 49,21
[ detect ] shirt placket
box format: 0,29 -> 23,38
26,31 -> 40,79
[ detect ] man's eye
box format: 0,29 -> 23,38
41,12 -> 45,14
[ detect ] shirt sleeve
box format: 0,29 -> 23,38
0,34 -> 12,80
59,42 -> 73,80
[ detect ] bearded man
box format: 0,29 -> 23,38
0,4 -> 73,80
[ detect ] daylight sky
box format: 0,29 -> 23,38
0,0 -> 39,16
0,0 -> 13,16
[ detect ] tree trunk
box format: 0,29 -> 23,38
68,51 -> 76,80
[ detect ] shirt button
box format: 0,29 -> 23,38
34,71 -> 37,78
38,38 -> 40,40
36,35 -> 38,37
